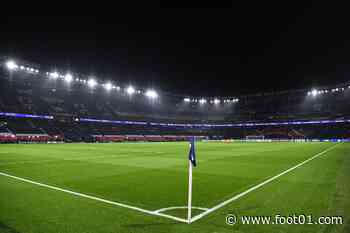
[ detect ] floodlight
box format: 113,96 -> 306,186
126,86 -> 135,95
88,79 -> 97,88
199,98 -> 207,104
6,60 -> 18,70
311,89 -> 318,96
49,72 -> 59,79
184,98 -> 191,102
20,66 -> 25,70
64,73 -> 73,83
104,82 -> 113,91
214,98 -> 220,104
145,89 -> 158,99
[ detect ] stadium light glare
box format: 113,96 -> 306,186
145,89 -> 158,99
104,82 -> 113,91
64,73 -> 73,83
6,60 -> 18,70
88,79 -> 97,88
199,98 -> 207,104
214,98 -> 220,104
49,72 -> 59,79
311,89 -> 318,97
184,98 -> 191,102
126,86 -> 135,95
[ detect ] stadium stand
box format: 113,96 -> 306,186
0,58 -> 350,143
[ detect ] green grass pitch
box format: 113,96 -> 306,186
0,142 -> 349,233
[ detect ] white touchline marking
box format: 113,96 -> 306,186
154,206 -> 209,213
190,143 -> 340,223
0,159 -> 57,166
0,171 -> 188,223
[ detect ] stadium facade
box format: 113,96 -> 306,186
0,58 -> 349,143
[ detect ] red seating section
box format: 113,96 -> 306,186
0,134 -> 64,143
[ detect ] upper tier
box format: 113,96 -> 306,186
1,68 -> 349,123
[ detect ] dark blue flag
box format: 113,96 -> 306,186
188,137 -> 197,167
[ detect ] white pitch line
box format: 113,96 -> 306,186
154,206 -> 209,213
0,171 -> 188,223
190,143 -> 340,223
0,159 -> 57,166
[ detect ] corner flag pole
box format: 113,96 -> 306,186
187,136 -> 196,224
187,158 -> 193,224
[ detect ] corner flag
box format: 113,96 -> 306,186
187,136 -> 196,223
188,136 -> 197,167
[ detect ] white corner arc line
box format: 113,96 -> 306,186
0,171 -> 188,223
154,206 -> 209,213
190,143 -> 340,223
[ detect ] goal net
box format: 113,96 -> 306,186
245,135 -> 265,141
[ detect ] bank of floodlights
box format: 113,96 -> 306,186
64,73 -> 73,83
104,82 -> 113,91
49,72 -> 59,79
6,60 -> 18,70
199,98 -> 207,104
126,86 -> 135,95
88,79 -> 97,88
5,60 -> 40,74
145,89 -> 158,99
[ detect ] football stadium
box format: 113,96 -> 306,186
1,12 -> 350,233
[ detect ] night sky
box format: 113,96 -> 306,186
2,3 -> 350,96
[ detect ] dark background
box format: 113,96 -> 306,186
1,2 -> 350,96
